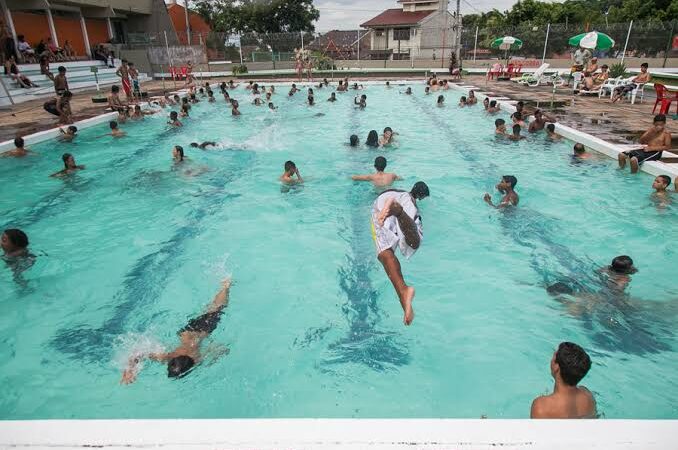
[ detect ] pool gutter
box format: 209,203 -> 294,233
0,418 -> 675,449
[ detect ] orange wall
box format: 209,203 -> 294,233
11,12 -> 50,47
86,19 -> 109,46
168,4 -> 210,45
53,16 -> 86,56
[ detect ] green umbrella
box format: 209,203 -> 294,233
490,36 -> 523,51
568,31 -> 615,50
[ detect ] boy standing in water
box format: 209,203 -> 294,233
371,182 -> 429,325
531,342 -> 597,419
484,176 -> 519,208
351,156 -> 401,187
280,161 -> 303,185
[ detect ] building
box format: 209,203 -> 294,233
0,0 -> 176,59
360,0 -> 458,60
166,0 -> 211,45
307,30 -> 370,60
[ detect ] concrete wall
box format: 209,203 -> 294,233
118,49 -> 153,73
147,45 -> 207,67
125,0 -> 178,43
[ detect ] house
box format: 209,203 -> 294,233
0,0 -> 177,58
166,0 -> 211,45
307,30 -> 370,60
360,0 -> 458,60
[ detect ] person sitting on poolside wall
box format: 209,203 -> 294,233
280,161 -> 303,185
618,114 -> 671,174
190,142 -> 217,149
121,279 -> 232,384
530,342 -> 596,419
1,137 -> 33,158
528,109 -> 557,133
328,92 -> 337,102
484,175 -> 519,208
379,127 -> 397,147
351,156 -> 401,187
458,96 -> 467,107
59,126 -> 78,142
168,111 -> 182,127
508,124 -> 525,141
349,135 -> 360,147
372,181 -> 429,326
494,118 -> 507,137
437,95 -> 445,106
107,85 -> 127,112
487,100 -> 501,114
366,130 -> 380,148
545,124 -> 561,141
51,153 -> 85,177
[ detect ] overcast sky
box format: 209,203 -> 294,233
314,0 -> 523,31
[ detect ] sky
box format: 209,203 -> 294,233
313,0 -> 523,31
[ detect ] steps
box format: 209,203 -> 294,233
0,59 -> 149,107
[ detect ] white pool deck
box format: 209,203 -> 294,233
1,419 -> 677,449
1,82 -> 677,449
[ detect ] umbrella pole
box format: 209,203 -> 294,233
621,20 -> 633,65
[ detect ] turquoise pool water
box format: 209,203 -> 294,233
1,83 -> 677,419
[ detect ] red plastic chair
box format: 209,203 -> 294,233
653,83 -> 678,114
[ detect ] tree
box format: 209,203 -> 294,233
194,0 -> 320,34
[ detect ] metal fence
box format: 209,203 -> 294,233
120,20 -> 677,73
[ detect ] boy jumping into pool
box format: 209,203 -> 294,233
121,279 -> 231,384
351,156 -> 401,187
530,342 -> 597,419
372,182 -> 429,326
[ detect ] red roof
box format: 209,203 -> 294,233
360,9 -> 434,28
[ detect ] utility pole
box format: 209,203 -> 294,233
455,0 -> 461,65
184,0 -> 191,45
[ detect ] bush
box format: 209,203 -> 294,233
609,62 -> 628,78
232,64 -> 248,75
314,55 -> 336,71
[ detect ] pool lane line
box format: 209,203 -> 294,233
50,139 -> 256,361
412,95 -> 674,356
321,92 -> 410,371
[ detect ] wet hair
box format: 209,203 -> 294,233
190,142 -> 199,147
489,100 -> 497,107
3,228 -> 29,249
512,111 -> 522,121
495,118 -> 505,127
67,126 -> 77,133
199,87 -> 204,94
349,134 -> 359,147
573,143 -> 585,154
190,93 -> 197,100
134,105 -> 141,111
308,95 -> 314,104
516,101 -> 524,107
169,111 -> 178,120
555,342 -> 591,386
173,94 -> 180,100
361,94 -> 366,100
601,64 -> 608,69
437,95 -> 444,104
641,62 -> 648,69
167,355 -> 195,378
58,66 -> 66,73
374,156 -> 387,171
502,175 -> 517,188
460,96 -> 467,102
425,86 -> 430,92
112,85 -> 119,93
174,145 -> 184,161
654,114 -> 666,124
109,120 -> 118,130
14,137 -> 24,148
386,81 -> 390,86
410,181 -> 430,200
128,62 -> 135,67
657,175 -> 671,187
512,124 -> 521,134
610,255 -> 636,274
62,152 -> 73,167
384,127 -> 393,133
546,282 -> 574,296
546,123 -> 555,133
366,130 -> 379,147
284,161 -> 296,173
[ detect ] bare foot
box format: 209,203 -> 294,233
402,286 -> 415,326
377,197 -> 395,226
630,158 -> 639,173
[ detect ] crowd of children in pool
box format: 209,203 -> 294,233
2,75 -> 676,419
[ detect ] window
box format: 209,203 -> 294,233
375,29 -> 384,37
393,28 -> 410,41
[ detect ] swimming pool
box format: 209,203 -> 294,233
1,83 -> 676,420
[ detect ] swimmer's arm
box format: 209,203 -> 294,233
295,168 -> 304,183
120,352 -> 171,384
351,174 -> 372,181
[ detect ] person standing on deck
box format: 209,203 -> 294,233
116,59 -> 133,102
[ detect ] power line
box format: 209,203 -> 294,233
461,0 -> 482,14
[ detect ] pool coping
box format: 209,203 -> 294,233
2,80 -> 676,181
1,418 -> 676,449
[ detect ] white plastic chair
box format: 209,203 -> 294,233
629,82 -> 646,104
572,72 -> 584,92
515,63 -> 550,86
598,76 -> 623,98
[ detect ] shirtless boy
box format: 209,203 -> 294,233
351,156 -> 401,187
618,114 -> 671,173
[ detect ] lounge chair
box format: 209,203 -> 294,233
512,63 -> 552,87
